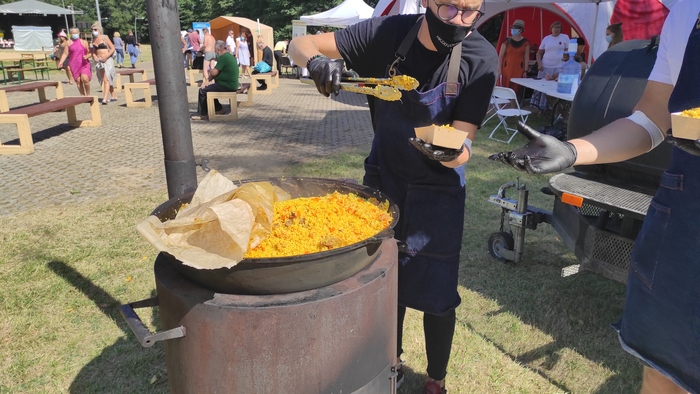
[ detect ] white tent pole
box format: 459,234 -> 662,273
61,0 -> 69,31
588,1 -> 599,66
95,0 -> 102,26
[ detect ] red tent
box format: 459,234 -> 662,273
610,0 -> 670,40
496,7 -> 587,61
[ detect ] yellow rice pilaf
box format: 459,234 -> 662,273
244,192 -> 391,258
680,107 -> 700,118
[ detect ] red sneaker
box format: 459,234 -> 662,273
423,380 -> 447,394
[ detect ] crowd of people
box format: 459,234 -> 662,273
50,25 -> 141,101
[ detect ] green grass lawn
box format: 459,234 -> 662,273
0,116 -> 641,393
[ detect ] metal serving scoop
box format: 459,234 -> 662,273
341,75 -> 419,91
300,78 -> 403,101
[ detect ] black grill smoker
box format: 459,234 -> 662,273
486,39 -> 668,283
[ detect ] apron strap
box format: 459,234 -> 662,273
390,15 -> 462,96
445,42 -> 462,96
389,17 -> 424,76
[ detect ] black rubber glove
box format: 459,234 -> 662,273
307,56 -> 343,97
342,69 -> 360,79
409,137 -> 464,162
665,129 -> 700,156
488,121 -> 577,174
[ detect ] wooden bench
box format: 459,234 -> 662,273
250,71 -> 279,95
0,81 -> 64,112
7,66 -> 50,83
188,69 -> 203,87
0,96 -> 101,155
205,83 -> 252,121
124,78 -> 156,107
115,69 -> 149,92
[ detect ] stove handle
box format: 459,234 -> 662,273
120,296 -> 186,348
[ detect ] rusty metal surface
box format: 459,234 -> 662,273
155,239 -> 398,394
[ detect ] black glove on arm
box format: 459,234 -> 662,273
307,55 -> 343,97
342,69 -> 360,79
488,121 -> 577,174
409,137 -> 464,162
665,129 -> 700,156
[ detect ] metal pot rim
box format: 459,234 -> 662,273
150,177 -> 399,269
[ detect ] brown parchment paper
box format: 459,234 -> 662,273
136,171 -> 290,269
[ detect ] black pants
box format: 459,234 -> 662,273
397,306 -> 456,381
273,50 -> 284,74
251,69 -> 268,89
198,83 -> 230,115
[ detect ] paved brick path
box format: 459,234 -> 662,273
0,65 -> 374,216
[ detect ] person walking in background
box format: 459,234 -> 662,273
187,28 -> 201,63
58,27 -> 92,96
123,30 -> 140,68
497,19 -> 530,95
200,27 -> 216,88
182,30 -> 193,69
181,32 -> 190,78
289,0 -> 497,391
273,38 -> 288,74
91,22 -> 118,104
531,21 -> 569,111
490,2 -> 700,393
53,30 -> 74,85
236,30 -> 252,78
246,30 -> 254,65
191,40 -> 239,121
113,31 -> 124,68
606,22 -> 623,49
226,30 -> 236,55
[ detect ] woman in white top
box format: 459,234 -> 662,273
236,31 -> 252,78
531,21 -> 570,111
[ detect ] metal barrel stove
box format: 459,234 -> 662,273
121,178 -> 401,393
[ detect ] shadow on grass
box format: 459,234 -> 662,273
47,261 -> 168,393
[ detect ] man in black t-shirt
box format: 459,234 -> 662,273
289,2 -> 496,393
252,41 -> 274,90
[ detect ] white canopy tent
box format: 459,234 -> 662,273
11,25 -> 52,51
301,0 -> 375,28
0,0 -> 82,16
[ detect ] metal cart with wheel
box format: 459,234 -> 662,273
485,39 -> 668,284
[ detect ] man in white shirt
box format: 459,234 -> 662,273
226,30 -> 236,56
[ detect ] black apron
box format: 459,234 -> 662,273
363,19 -> 466,315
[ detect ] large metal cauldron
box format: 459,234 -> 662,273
120,177 -> 401,393
122,239 -> 399,394
150,177 -> 399,295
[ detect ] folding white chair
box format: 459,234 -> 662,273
488,86 -> 531,143
482,92 -> 511,125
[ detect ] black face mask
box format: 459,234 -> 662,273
424,7 -> 471,53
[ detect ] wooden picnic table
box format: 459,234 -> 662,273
0,80 -> 64,112
115,69 -> 148,92
0,95 -> 101,155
